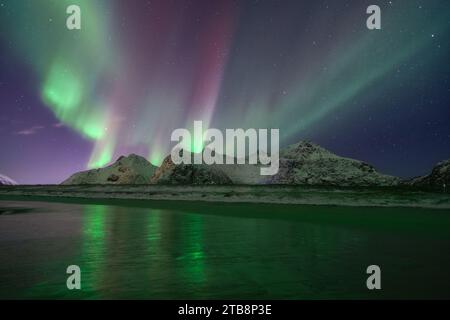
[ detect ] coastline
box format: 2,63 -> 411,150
0,184 -> 449,210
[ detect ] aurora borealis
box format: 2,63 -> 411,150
1,0 -> 450,184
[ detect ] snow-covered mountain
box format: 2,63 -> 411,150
0,174 -> 18,186
407,159 -> 450,192
150,154 -> 232,185
62,154 -> 157,185
61,142 -> 400,187
149,142 -> 398,186
269,141 -> 399,186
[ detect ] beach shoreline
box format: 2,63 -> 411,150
1,185 -> 449,210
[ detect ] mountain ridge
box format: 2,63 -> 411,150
61,141 -> 406,187
270,141 -> 400,186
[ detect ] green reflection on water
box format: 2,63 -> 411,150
80,205 -> 106,297
145,209 -> 206,292
180,213 -> 205,286
147,209 -> 162,251
3,200 -> 450,299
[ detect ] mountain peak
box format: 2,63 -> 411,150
150,154 -> 232,185
281,140 -> 333,160
408,158 -> 450,191
114,154 -> 151,167
62,153 -> 157,185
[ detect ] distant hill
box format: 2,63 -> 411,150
406,159 -> 450,192
61,154 -> 157,185
0,174 -> 17,186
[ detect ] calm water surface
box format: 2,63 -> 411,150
0,199 -> 449,299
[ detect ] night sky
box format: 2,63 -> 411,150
0,0 -> 449,184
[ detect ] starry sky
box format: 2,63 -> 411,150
0,0 -> 449,184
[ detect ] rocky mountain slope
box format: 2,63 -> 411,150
270,141 -> 399,187
149,142 -> 398,186
62,154 -> 157,185
150,149 -> 266,185
407,159 -> 450,192
0,174 -> 17,186
150,154 -> 232,185
212,162 -> 267,185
